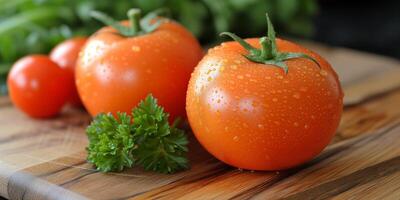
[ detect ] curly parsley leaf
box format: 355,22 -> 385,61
86,112 -> 135,172
132,95 -> 189,174
86,94 -> 188,174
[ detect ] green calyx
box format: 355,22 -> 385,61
91,8 -> 169,37
220,13 -> 320,74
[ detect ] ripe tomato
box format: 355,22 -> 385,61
76,9 -> 203,120
7,55 -> 73,118
186,15 -> 343,170
50,37 -> 87,106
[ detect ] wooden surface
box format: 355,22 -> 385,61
1,43 -> 400,200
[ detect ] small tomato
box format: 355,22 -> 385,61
7,55 -> 73,118
50,37 -> 87,106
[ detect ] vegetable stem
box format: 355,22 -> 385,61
127,9 -> 142,34
221,13 -> 321,74
91,8 -> 166,37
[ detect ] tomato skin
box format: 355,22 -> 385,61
186,38 -> 343,170
50,37 -> 87,106
76,20 -> 203,120
7,55 -> 73,118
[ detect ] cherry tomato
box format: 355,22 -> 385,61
50,37 -> 87,106
186,16 -> 343,171
76,10 -> 203,120
7,55 -> 74,118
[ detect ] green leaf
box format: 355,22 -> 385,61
86,112 -> 135,172
86,94 -> 188,174
0,6 -> 73,35
276,0 -> 298,22
203,0 -> 234,34
132,94 -> 189,173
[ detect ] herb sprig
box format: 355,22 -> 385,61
86,94 -> 189,174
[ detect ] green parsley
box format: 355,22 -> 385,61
86,94 -> 189,174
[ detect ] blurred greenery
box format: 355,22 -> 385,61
0,0 -> 317,94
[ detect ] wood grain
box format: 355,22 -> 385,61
0,44 -> 400,200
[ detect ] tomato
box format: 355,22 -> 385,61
50,37 -> 87,106
76,9 -> 203,120
186,15 -> 343,170
7,55 -> 73,118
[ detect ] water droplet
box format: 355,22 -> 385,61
272,98 -> 278,102
131,46 -> 141,52
294,122 -> 299,127
293,93 -> 300,99
304,124 -> 309,129
258,124 -> 264,129
237,75 -> 244,79
233,136 -> 239,141
320,70 -> 328,76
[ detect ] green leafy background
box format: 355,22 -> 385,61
0,0 -> 317,94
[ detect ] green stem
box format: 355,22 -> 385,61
127,9 -> 142,34
221,13 -> 321,74
91,8 -> 167,37
259,37 -> 272,60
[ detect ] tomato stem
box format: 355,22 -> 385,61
91,8 -> 167,37
220,13 -> 321,74
128,9 -> 142,34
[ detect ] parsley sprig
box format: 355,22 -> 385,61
86,94 -> 189,174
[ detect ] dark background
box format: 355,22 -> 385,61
313,0 -> 400,58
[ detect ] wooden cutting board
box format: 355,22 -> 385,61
1,43 -> 400,200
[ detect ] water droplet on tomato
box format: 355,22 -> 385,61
131,46 -> 141,52
320,70 -> 328,76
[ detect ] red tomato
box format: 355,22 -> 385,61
186,17 -> 343,170
50,37 -> 87,106
76,11 -> 203,120
7,55 -> 73,118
